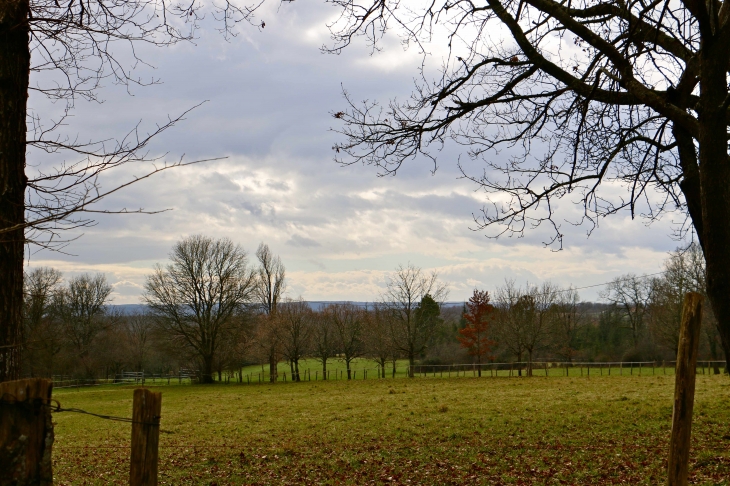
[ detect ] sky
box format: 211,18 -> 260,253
25,0 -> 686,304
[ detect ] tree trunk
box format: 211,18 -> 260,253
408,354 -> 414,378
346,359 -> 351,380
294,359 -> 300,382
697,40 -> 730,374
269,354 -> 277,383
322,359 -> 327,380
0,0 -> 30,383
201,356 -> 214,384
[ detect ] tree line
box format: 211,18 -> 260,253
21,236 -> 725,382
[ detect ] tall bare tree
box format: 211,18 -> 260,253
256,243 -> 286,315
254,313 -> 283,383
600,275 -> 652,349
22,267 -> 62,377
381,264 -> 448,377
327,303 -> 365,379
550,287 -> 586,363
495,280 -> 557,376
144,235 -> 257,384
279,299 -> 313,382
329,0 -> 730,370
124,311 -> 154,373
311,308 -> 337,380
364,304 -> 394,378
52,273 -> 114,378
648,243 -> 719,362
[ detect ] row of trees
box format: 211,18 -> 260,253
457,243 -> 722,376
21,237 -> 725,381
21,236 -> 450,383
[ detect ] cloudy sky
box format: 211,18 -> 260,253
26,0 -> 685,304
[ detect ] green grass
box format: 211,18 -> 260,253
52,375 -> 730,485
218,359 -> 707,383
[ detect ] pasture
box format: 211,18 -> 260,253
52,374 -> 730,485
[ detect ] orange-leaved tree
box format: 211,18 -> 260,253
458,289 -> 496,377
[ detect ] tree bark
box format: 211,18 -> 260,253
667,293 -> 703,486
201,356 -> 214,384
0,378 -> 54,485
697,38 -> 730,374
269,354 -> 277,383
0,0 -> 29,383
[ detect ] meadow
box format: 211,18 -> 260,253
52,374 -> 730,485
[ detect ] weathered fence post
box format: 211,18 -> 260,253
667,292 -> 703,486
130,388 -> 162,486
0,378 -> 54,486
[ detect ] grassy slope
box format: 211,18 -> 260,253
52,375 -> 730,485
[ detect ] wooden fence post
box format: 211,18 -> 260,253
667,292 -> 703,486
0,378 -> 54,486
130,388 -> 162,486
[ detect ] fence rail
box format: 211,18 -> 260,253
42,360 -> 726,388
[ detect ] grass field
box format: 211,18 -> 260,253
213,358 -> 717,383
52,375 -> 730,485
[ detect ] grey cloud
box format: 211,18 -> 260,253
287,234 -> 321,248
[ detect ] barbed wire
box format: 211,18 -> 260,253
0,393 -> 159,426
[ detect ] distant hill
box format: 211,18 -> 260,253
109,301 -> 468,314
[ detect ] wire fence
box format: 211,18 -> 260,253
44,360 -> 727,389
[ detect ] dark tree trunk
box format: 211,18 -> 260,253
697,40 -> 730,374
408,354 -> 415,378
294,359 -> 300,382
346,359 -> 351,380
269,355 -> 277,383
201,356 -> 214,384
0,0 -> 29,383
322,359 -> 327,380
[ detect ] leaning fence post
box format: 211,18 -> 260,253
130,388 -> 162,486
0,378 -> 54,486
667,292 -> 703,486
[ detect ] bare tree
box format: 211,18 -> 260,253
328,0 -> 730,370
254,313 -> 283,383
52,273 -> 114,378
326,303 -> 365,379
495,280 -> 556,376
649,243 -> 716,360
22,267 -> 63,377
256,243 -> 286,315
311,309 -> 337,380
363,304 -> 394,378
0,0 -> 264,381
550,288 -> 586,363
600,275 -> 652,349
279,299 -> 313,382
144,235 -> 257,384
381,264 -> 448,377
125,311 -> 155,373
